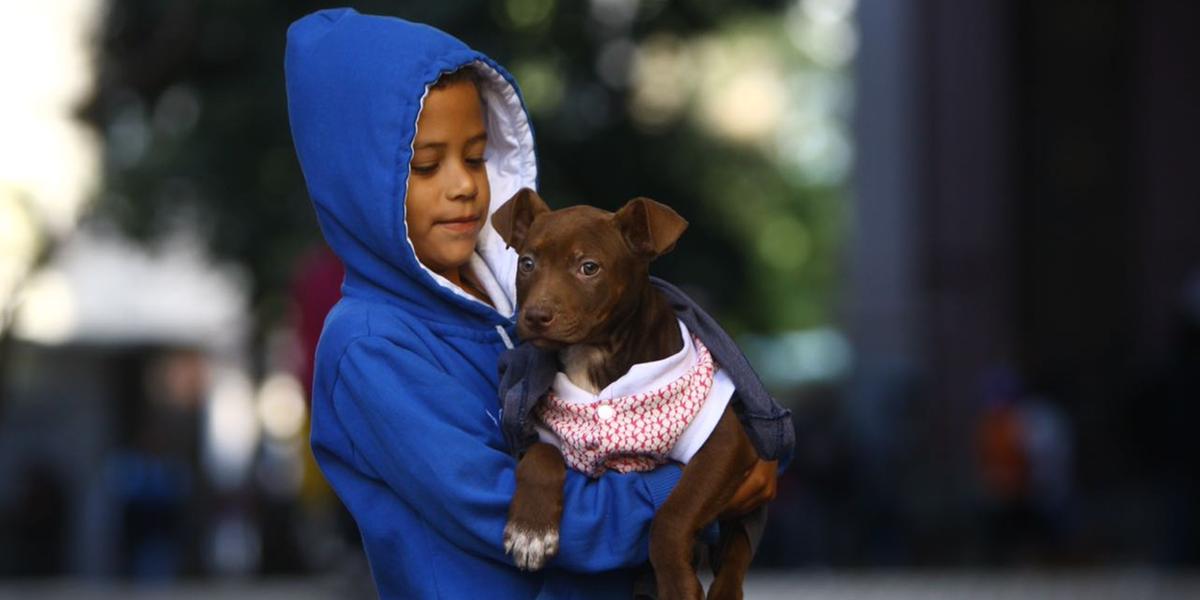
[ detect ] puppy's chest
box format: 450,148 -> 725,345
538,336 -> 717,476
559,345 -> 608,394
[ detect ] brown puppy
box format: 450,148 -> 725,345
493,188 -> 761,600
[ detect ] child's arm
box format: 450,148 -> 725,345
326,334 -> 681,572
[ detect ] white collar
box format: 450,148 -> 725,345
552,320 -> 696,405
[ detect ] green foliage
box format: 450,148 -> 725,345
83,0 -> 843,341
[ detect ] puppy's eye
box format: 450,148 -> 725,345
519,256 -> 535,272
580,261 -> 600,276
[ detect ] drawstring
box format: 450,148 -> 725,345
495,324 -> 514,349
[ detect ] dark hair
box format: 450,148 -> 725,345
431,65 -> 488,113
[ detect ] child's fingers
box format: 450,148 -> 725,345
721,459 -> 778,518
747,460 -> 778,507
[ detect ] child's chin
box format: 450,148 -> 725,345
417,247 -> 475,275
438,230 -> 481,251
434,238 -> 477,260
442,250 -> 476,269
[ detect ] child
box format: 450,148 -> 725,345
286,9 -> 778,599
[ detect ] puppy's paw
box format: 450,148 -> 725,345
504,521 -> 559,571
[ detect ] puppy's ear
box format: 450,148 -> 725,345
492,188 -> 550,251
614,197 -> 689,259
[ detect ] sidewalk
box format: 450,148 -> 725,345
1,570 -> 1198,599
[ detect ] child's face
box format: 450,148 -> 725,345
406,80 -> 490,277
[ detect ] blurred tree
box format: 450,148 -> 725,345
0,191 -> 56,408
82,0 -> 844,366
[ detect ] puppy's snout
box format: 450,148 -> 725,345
522,306 -> 555,331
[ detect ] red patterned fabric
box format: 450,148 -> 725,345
536,337 -> 715,476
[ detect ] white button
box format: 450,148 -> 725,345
596,404 -> 615,420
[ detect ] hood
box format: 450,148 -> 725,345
285,8 -> 536,327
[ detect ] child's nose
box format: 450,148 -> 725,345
446,161 -> 477,200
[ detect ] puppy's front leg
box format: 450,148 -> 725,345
505,442 -> 567,570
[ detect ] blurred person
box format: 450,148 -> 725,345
288,244 -> 356,548
1019,394 -> 1073,543
977,370 -> 1029,509
1139,272 -> 1200,565
288,245 -> 370,585
975,368 -> 1074,565
111,449 -> 190,579
284,9 -> 776,599
291,245 -> 344,402
7,464 -> 68,576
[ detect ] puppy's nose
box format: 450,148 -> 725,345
522,306 -> 555,331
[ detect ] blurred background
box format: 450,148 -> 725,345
1,0 -> 1198,598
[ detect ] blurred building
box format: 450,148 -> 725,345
0,226 -> 250,577
851,0 -> 1200,564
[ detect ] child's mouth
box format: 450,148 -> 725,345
437,215 -> 481,234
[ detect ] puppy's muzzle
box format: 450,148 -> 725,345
520,305 -> 555,334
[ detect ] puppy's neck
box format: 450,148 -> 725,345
559,281 -> 682,394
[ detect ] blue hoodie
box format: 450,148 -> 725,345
285,9 -> 682,599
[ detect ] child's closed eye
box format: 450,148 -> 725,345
412,162 -> 438,175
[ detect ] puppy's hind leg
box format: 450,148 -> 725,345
650,408 -> 758,600
705,509 -> 761,600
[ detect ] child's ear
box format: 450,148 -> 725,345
613,197 -> 689,260
492,188 -> 550,251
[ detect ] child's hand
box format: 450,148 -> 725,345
719,459 -> 778,519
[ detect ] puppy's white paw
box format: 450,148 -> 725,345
504,522 -> 559,571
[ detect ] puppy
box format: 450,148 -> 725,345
493,189 -> 762,600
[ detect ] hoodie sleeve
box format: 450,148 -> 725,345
329,335 -> 682,572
